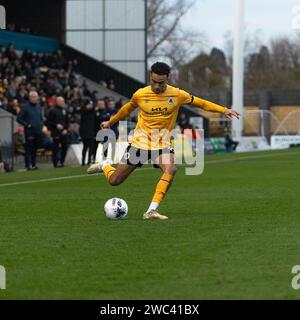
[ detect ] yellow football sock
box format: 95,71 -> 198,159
103,165 -> 116,181
152,172 -> 174,204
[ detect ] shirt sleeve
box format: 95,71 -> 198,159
179,89 -> 194,105
191,96 -> 227,114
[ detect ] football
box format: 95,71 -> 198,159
104,198 -> 128,220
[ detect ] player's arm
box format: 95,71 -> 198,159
192,96 -> 240,119
101,95 -> 138,128
180,90 -> 240,119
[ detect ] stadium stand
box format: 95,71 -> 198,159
0,39 -> 136,170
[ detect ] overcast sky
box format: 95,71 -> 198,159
181,0 -> 300,52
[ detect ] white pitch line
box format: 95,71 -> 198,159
0,173 -> 89,187
0,167 -> 153,188
0,150 -> 299,188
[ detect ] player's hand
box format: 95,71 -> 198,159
225,109 -> 240,119
100,121 -> 110,129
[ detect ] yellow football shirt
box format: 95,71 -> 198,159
109,85 -> 227,150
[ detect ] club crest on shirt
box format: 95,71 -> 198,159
168,97 -> 174,105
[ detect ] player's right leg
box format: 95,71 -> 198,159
106,163 -> 137,186
87,144 -> 142,185
87,161 -> 137,186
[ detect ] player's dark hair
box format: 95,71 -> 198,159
151,62 -> 171,77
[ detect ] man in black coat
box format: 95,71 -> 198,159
93,99 -> 107,162
46,96 -> 69,167
17,91 -> 44,170
95,99 -> 119,162
80,99 -> 96,166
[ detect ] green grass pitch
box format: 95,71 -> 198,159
1,148 -> 300,299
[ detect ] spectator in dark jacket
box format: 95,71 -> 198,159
224,127 -> 239,152
80,99 -> 96,165
93,99 -> 106,161
177,113 -> 190,133
103,100 -> 118,161
46,96 -> 69,167
17,91 -> 43,170
107,100 -> 119,139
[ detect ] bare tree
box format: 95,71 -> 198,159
147,0 -> 204,69
245,34 -> 300,89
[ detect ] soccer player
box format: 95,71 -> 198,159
87,62 -> 240,220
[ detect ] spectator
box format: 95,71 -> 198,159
4,43 -> 18,62
13,127 -> 25,155
116,98 -> 126,111
177,113 -> 190,133
93,99 -> 106,161
224,127 -> 239,152
17,90 -> 44,170
80,99 -> 96,166
107,79 -> 115,90
40,128 -> 54,151
66,105 -> 76,123
68,123 -> 80,144
11,98 -> 21,115
0,97 -> 9,112
46,96 -> 69,167
104,100 -> 118,161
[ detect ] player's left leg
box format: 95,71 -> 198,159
143,151 -> 176,220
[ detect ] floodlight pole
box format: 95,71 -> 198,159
232,0 -> 245,137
